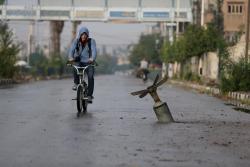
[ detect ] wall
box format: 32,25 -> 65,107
168,52 -> 219,81
228,34 -> 249,62
198,52 -> 219,80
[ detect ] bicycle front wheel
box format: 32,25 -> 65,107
76,85 -> 84,115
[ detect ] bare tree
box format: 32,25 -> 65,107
49,21 -> 64,56
71,21 -> 81,42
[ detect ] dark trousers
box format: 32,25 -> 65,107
74,62 -> 95,96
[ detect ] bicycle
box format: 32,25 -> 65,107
67,62 -> 96,117
136,68 -> 150,82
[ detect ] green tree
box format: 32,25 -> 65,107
160,41 -> 173,63
161,23 -> 228,79
184,25 -> 205,58
129,34 -> 162,66
0,21 -> 20,78
161,25 -> 206,64
129,44 -> 144,66
95,54 -> 117,74
161,24 -> 227,64
0,0 -> 5,5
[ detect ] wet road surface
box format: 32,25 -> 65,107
0,75 -> 250,167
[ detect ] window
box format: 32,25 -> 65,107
239,5 -> 243,13
228,5 -> 231,13
174,12 -> 187,19
232,5 -> 235,13
228,3 -> 244,14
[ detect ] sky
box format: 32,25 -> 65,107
6,0 -> 154,53
9,21 -> 152,50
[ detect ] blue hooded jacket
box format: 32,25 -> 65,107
68,27 -> 97,63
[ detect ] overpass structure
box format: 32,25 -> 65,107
1,0 -> 193,62
0,0 -> 192,23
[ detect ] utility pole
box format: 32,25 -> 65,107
245,0 -> 250,62
176,0 -> 180,37
161,22 -> 167,78
201,0 -> 205,26
27,21 -> 35,65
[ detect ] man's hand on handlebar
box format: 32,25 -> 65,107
67,58 -> 75,65
88,58 -> 94,64
88,58 -> 99,66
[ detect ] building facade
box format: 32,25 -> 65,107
222,0 -> 249,41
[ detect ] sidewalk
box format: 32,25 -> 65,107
168,79 -> 250,110
0,74 -> 71,87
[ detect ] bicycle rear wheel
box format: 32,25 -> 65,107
82,87 -> 88,113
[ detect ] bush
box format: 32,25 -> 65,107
29,49 -> 67,77
220,58 -> 250,92
184,71 -> 193,81
183,71 -> 201,82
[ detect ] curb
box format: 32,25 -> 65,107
169,80 -> 250,107
228,92 -> 250,101
0,79 -> 15,86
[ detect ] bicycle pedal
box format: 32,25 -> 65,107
72,98 -> 77,100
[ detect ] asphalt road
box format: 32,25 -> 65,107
0,74 -> 250,167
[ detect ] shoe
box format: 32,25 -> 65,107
72,84 -> 77,91
87,96 -> 93,103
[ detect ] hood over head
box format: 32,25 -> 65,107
77,26 -> 89,40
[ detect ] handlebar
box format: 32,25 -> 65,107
66,60 -> 98,67
66,61 -> 97,75
68,64 -> 95,70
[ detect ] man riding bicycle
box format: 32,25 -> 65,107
68,26 -> 97,103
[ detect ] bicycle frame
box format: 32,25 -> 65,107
72,65 -> 89,86
68,64 -> 94,84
